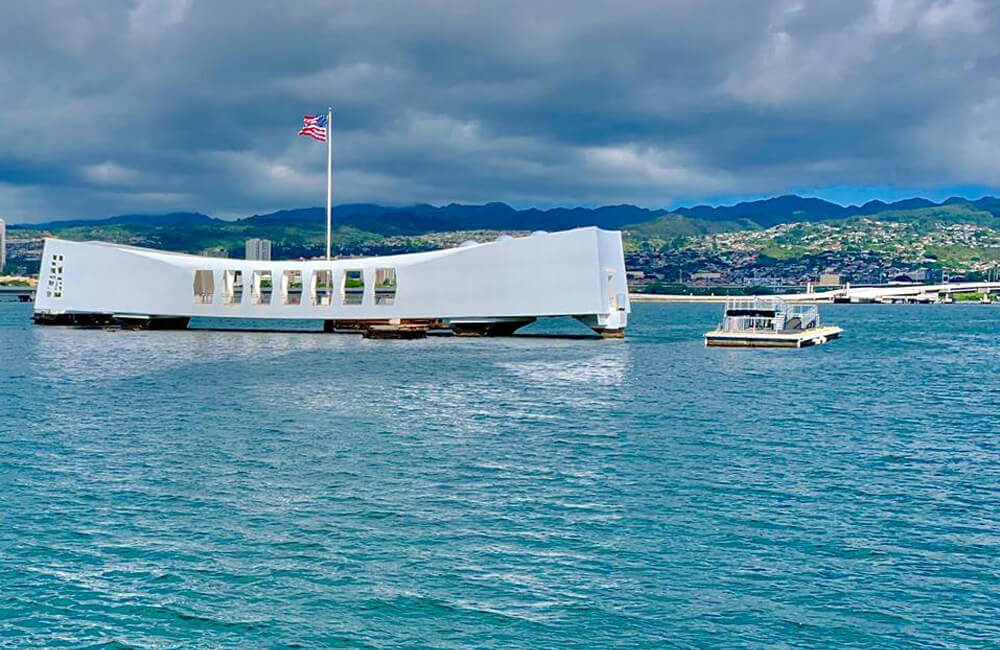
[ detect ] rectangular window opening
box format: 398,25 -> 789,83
374,268 -> 396,305
193,269 -> 215,304
223,270 -> 243,305
47,253 -> 65,299
252,270 -> 272,305
313,270 -> 334,306
283,270 -> 303,305
343,269 -> 364,305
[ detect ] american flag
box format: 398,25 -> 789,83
297,114 -> 328,142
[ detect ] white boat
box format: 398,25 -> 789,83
704,297 -> 842,348
32,227 -> 630,337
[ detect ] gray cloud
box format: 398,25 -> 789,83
1,0 -> 999,222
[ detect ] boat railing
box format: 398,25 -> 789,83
783,303 -> 820,331
721,315 -> 776,332
723,297 -> 777,313
719,298 -> 821,333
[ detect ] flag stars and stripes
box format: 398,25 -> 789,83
298,114 -> 328,142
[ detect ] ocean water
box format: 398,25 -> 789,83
1,301 -> 999,649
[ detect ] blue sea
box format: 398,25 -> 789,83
1,301 -> 999,649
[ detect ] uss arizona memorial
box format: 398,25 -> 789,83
31,112 -> 630,338
32,226 -> 630,338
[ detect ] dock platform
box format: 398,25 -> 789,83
704,297 -> 842,348
362,324 -> 429,340
705,325 -> 843,348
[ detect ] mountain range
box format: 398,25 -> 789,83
17,194 -> 1000,235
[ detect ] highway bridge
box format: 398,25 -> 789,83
784,281 -> 1000,304
632,281 -> 1000,304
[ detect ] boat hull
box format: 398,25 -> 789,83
704,326 -> 843,348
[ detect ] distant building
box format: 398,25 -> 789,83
0,218 -> 6,272
200,247 -> 229,258
890,269 -> 928,283
245,238 -> 272,261
818,273 -> 841,286
691,271 -> 722,286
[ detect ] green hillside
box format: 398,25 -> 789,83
9,195 -> 1000,265
621,215 -> 758,251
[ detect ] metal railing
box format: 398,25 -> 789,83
721,316 -> 776,332
720,298 -> 820,333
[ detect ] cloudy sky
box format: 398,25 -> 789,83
2,0 -> 999,222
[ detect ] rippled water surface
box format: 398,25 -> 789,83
2,301 -> 999,648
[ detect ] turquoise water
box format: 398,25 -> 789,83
1,301 -> 999,648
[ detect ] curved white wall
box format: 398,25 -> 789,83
34,227 -> 630,328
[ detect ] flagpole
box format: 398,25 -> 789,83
326,107 -> 332,261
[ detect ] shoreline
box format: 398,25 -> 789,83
630,293 -> 764,303
631,294 -> 729,303
629,293 -> 998,305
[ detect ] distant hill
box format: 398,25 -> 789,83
670,194 -> 1000,227
9,195 -> 1000,259
237,202 -> 669,234
622,214 -> 758,240
23,212 -> 218,230
673,195 -> 849,227
16,194 -> 1000,234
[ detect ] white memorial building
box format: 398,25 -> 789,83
33,227 -> 630,337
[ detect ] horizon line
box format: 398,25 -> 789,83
8,191 -> 999,227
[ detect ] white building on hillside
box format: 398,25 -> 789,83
201,247 -> 229,258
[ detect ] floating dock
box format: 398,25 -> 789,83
705,298 -> 842,348
362,324 -> 430,340
32,227 -> 630,338
704,325 -> 843,348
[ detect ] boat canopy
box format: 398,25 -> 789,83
719,297 -> 820,334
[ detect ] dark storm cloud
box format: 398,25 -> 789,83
2,0 -> 999,222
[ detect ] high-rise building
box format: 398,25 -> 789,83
245,238 -> 272,261
0,218 -> 6,272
